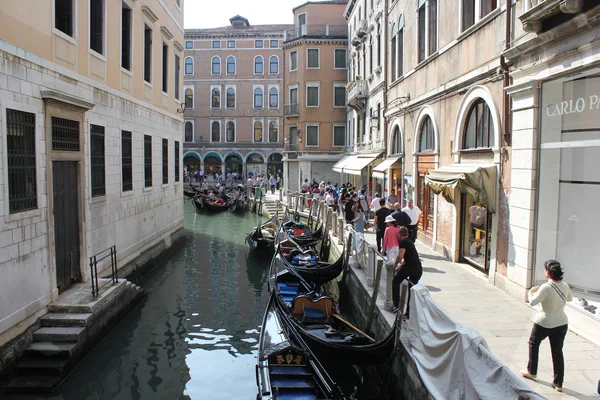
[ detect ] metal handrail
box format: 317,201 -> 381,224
89,245 -> 118,298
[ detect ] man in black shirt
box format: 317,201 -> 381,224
373,199 -> 392,251
344,195 -> 355,224
391,203 -> 411,228
392,226 -> 423,317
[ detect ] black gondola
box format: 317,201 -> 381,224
279,211 -> 323,248
246,215 -> 279,250
269,256 -> 397,365
192,194 -> 204,210
201,197 -> 229,212
256,291 -> 346,400
183,188 -> 196,198
274,233 -> 345,287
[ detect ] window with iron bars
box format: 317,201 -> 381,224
122,131 -> 133,192
52,117 -> 79,151
174,141 -> 180,182
90,125 -> 106,197
162,138 -> 168,184
144,135 -> 152,187
7,109 -> 37,214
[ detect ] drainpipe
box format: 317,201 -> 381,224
501,0 -> 512,147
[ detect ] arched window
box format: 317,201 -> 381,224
419,116 -> 434,153
254,87 -> 263,108
184,121 -> 193,142
226,56 -> 235,74
391,126 -> 401,154
269,121 -> 278,142
254,56 -> 264,74
211,56 -> 221,74
269,87 -> 278,108
226,121 -> 235,142
254,121 -> 263,142
463,99 -> 492,149
269,56 -> 279,74
185,88 -> 193,109
211,121 -> 220,142
211,88 -> 221,108
185,57 -> 194,74
226,88 -> 235,108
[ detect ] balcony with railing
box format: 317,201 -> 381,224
284,103 -> 299,117
520,0 -> 583,33
284,24 -> 347,42
347,80 -> 368,111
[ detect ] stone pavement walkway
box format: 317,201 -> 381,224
260,191 -> 600,398
357,227 -> 600,399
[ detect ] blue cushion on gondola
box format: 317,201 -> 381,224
275,391 -> 316,400
279,288 -> 298,295
303,307 -> 326,319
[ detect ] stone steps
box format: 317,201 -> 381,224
40,313 -> 92,327
33,327 -> 86,342
5,279 -> 144,394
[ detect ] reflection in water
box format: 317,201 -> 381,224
48,203 -> 271,400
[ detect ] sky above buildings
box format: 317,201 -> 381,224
184,0 -> 303,28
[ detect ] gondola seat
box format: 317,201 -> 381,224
291,295 -> 334,322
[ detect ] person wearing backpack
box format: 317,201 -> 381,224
520,260 -> 573,393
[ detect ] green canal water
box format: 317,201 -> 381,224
46,201 -> 383,400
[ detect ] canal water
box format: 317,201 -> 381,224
47,201 -> 384,400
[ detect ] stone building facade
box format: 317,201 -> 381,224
0,0 -> 184,347
282,1 -> 349,191
505,0 -> 600,342
336,0 -> 387,195
183,17 -> 291,181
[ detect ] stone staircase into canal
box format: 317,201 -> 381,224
263,200 -> 285,221
3,279 -> 144,395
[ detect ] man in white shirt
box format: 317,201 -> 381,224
370,192 -> 382,214
325,189 -> 336,210
402,199 -> 422,243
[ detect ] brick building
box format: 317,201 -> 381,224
183,16 -> 292,181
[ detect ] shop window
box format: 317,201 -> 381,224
463,99 -> 492,149
6,109 -> 37,213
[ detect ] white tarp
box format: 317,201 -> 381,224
405,285 -> 545,400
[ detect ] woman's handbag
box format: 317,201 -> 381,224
385,246 -> 399,266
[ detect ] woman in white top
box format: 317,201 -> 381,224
520,260 -> 573,392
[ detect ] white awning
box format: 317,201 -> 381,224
372,156 -> 401,179
332,155 -> 353,173
343,155 -> 378,176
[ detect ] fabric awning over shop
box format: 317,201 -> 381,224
332,155 -> 353,173
343,155 -> 378,176
425,164 -> 497,212
372,156 -> 401,179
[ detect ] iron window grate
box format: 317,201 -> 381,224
52,117 -> 80,151
162,138 -> 168,184
174,141 -> 180,182
144,135 -> 152,187
90,125 -> 106,197
122,131 -> 133,192
7,109 -> 37,214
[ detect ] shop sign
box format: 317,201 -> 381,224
545,95 -> 600,117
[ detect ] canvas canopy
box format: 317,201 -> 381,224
332,156 -> 353,173
343,155 -> 378,176
372,156 -> 401,179
425,164 -> 497,212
